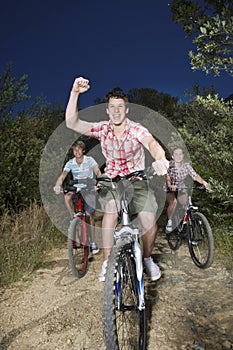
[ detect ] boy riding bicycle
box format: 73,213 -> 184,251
54,140 -> 101,254
65,76 -> 169,281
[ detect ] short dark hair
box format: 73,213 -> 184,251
172,147 -> 184,154
72,140 -> 86,151
104,87 -> 128,103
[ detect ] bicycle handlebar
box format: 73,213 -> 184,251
69,178 -> 97,186
62,168 -> 154,193
96,168 -> 154,184
62,187 -> 80,194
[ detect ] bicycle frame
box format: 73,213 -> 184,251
67,182 -> 94,278
74,190 -> 85,215
73,191 -> 88,246
177,192 -> 198,233
112,178 -> 145,311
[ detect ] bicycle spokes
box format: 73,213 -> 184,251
188,212 -> 214,268
104,246 -> 146,350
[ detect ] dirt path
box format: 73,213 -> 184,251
1,233 -> 233,350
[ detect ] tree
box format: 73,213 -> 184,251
170,0 -> 233,76
127,88 -> 179,118
0,65 -> 64,212
0,63 -> 30,120
174,93 -> 229,142
94,87 -> 179,119
176,95 -> 233,216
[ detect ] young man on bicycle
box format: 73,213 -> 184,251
165,147 -> 209,233
65,77 -> 169,281
54,140 -> 101,254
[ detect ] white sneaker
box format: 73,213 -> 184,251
144,257 -> 161,281
98,260 -> 108,282
166,219 -> 172,232
90,242 -> 99,255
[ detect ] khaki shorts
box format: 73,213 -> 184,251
68,189 -> 96,216
98,179 -> 158,216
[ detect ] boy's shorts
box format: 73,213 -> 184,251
68,189 -> 96,216
98,179 -> 158,216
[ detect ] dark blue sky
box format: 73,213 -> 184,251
1,0 -> 232,110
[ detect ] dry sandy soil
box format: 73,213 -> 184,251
1,232 -> 233,350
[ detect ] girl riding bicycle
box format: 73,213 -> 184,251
165,147 -> 209,233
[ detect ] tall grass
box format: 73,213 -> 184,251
0,202 -> 66,287
213,218 -> 233,269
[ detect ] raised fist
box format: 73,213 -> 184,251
72,77 -> 90,93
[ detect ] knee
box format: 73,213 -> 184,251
65,193 -> 73,204
139,212 -> 156,233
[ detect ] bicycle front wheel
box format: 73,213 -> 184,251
104,244 -> 147,350
68,217 -> 89,278
167,229 -> 182,251
188,212 -> 214,269
167,208 -> 182,251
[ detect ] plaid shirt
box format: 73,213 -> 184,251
167,160 -> 198,188
90,118 -> 151,178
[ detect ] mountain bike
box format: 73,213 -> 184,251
101,170 -> 151,350
166,185 -> 214,269
67,179 -> 96,278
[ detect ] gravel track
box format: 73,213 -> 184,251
1,233 -> 233,350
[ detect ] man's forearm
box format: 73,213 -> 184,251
65,91 -> 79,129
149,138 -> 166,160
148,138 -> 169,176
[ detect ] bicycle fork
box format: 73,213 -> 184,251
187,208 -> 200,245
115,234 -> 145,311
133,239 -> 145,310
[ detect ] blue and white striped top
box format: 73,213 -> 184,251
64,156 -> 98,188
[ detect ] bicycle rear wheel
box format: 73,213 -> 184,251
104,244 -> 147,350
188,212 -> 214,268
68,217 -> 89,278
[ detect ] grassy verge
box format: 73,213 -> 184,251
0,202 -> 66,287
213,221 -> 233,270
